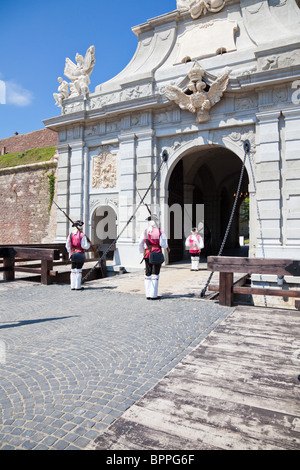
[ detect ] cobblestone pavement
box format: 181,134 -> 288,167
0,271 -> 233,450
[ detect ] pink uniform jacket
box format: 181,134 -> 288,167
186,234 -> 203,254
144,227 -> 163,259
69,232 -> 84,254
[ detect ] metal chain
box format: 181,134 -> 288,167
82,153 -> 168,284
199,141 -> 250,298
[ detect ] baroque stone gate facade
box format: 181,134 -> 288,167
44,0 -> 300,270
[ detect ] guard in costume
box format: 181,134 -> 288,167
139,214 -> 168,300
185,227 -> 204,271
66,220 -> 90,290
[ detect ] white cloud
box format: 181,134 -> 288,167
5,80 -> 33,106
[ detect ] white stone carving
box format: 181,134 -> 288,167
89,83 -> 152,111
63,101 -> 84,114
177,0 -> 227,18
89,197 -> 118,214
64,45 -> 95,100
257,50 -> 300,73
226,129 -> 256,155
235,95 -> 258,111
165,61 -> 229,123
53,77 -> 70,108
92,151 -> 117,189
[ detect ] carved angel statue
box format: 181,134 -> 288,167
177,0 -> 226,19
64,45 -> 95,100
165,61 -> 229,123
53,77 -> 70,107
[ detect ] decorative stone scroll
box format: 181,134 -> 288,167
177,0 -> 227,19
92,151 -> 117,189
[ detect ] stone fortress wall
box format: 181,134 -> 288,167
0,129 -> 58,244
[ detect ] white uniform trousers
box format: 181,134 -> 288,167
191,256 -> 199,271
71,268 -> 83,290
144,274 -> 159,299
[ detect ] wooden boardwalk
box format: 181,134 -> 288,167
91,305 -> 300,450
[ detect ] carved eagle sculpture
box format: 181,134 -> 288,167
165,62 -> 229,123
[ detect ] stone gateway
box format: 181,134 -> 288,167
43,1 -> 300,276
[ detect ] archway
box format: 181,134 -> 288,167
167,145 -> 249,262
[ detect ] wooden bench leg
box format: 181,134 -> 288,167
41,260 -> 53,285
219,272 -> 233,306
3,255 -> 15,281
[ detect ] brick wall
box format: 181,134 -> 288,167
0,160 -> 58,244
0,128 -> 58,155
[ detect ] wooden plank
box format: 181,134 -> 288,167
209,285 -> 300,298
14,267 -> 42,274
94,418 -> 213,450
0,244 -> 68,257
132,382 -> 299,450
233,286 -> 300,298
11,247 -> 60,260
208,274 -> 249,292
92,305 -> 300,450
207,256 -> 300,276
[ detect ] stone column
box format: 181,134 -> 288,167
82,145 -> 90,235
282,107 -> 300,255
118,133 -> 136,245
136,129 -> 155,233
255,110 -> 281,257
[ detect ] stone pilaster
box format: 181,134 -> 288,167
282,107 -> 300,251
135,129 -> 155,233
55,143 -> 70,242
118,132 -> 137,242
68,141 -> 85,225
255,110 -> 281,256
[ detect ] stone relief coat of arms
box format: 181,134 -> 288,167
92,152 -> 117,189
165,61 -> 229,123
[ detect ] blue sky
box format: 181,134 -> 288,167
0,0 -> 176,139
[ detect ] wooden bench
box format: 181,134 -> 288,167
0,243 -> 117,285
0,246 -> 61,285
207,256 -> 300,308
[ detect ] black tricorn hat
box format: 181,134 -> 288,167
72,220 -> 84,227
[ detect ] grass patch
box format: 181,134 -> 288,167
0,147 -> 56,169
